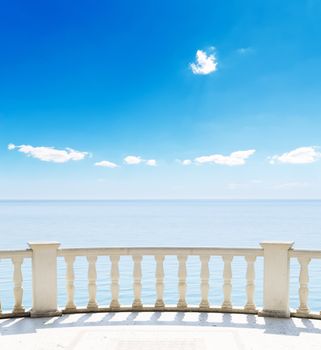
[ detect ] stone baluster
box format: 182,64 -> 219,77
110,255 -> 120,309
64,255 -> 76,310
244,255 -> 256,311
297,256 -> 311,314
155,255 -> 165,308
87,255 -> 98,310
222,255 -> 233,309
177,255 -> 187,308
12,256 -> 24,313
132,255 -> 143,309
199,255 -> 210,309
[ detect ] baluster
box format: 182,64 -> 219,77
155,255 -> 165,308
244,255 -> 256,311
12,256 -> 24,313
87,255 -> 98,310
132,255 -> 143,309
177,255 -> 187,308
110,255 -> 120,309
64,255 -> 76,310
199,255 -> 210,309
222,255 -> 233,309
297,256 -> 311,314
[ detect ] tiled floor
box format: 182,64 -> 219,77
1,312 -> 321,349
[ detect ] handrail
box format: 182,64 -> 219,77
58,247 -> 263,257
0,249 -> 32,259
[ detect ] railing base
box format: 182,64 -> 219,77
3,308 -> 321,321
0,311 -> 30,319
30,310 -> 62,318
258,309 -> 291,318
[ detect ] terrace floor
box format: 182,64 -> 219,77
1,311 -> 321,350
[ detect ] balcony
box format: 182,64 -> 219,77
1,241 -> 321,349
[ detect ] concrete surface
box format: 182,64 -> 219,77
1,312 -> 321,349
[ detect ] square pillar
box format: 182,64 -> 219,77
28,242 -> 61,317
259,241 -> 294,318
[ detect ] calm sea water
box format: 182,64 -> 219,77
0,200 -> 321,312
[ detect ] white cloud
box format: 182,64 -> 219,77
124,155 -> 144,165
181,159 -> 192,166
94,160 -> 118,168
124,155 -> 157,166
8,144 -> 88,163
190,49 -> 217,75
270,147 -> 321,164
146,159 -> 157,166
194,150 -> 255,166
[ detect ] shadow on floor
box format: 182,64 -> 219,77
1,312 -> 321,337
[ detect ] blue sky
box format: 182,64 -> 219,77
1,0 -> 321,199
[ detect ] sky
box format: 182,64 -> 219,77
1,0 -> 321,199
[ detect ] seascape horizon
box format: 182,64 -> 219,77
1,199 -> 321,313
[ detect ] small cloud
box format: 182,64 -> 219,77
124,155 -> 144,165
181,159 -> 192,166
146,159 -> 157,166
176,159 -> 192,166
124,155 -> 157,166
190,49 -> 218,75
94,160 -> 118,168
237,47 -> 254,55
194,149 -> 255,166
270,147 -> 321,164
8,144 -> 89,163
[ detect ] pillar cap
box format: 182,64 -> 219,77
28,242 -> 60,249
260,241 -> 294,249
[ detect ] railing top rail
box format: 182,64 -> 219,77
290,249 -> 321,259
58,247 -> 263,257
0,249 -> 32,259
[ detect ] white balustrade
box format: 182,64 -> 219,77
296,256 -> 311,314
64,255 -> 76,311
110,255 -> 120,309
87,255 -> 98,310
199,255 -> 210,309
12,256 -> 24,313
177,255 -> 187,308
245,255 -> 256,311
155,255 -> 165,308
132,255 -> 143,308
222,255 -> 233,309
3,242 -> 321,319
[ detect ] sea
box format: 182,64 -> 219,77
0,200 -> 321,312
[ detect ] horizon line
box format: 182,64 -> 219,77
1,198 -> 321,201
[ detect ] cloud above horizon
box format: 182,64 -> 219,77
190,49 -> 217,75
146,159 -> 157,166
179,159 -> 192,166
94,160 -> 118,168
8,144 -> 89,163
194,149 -> 256,166
270,147 -> 321,164
124,155 -> 157,166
